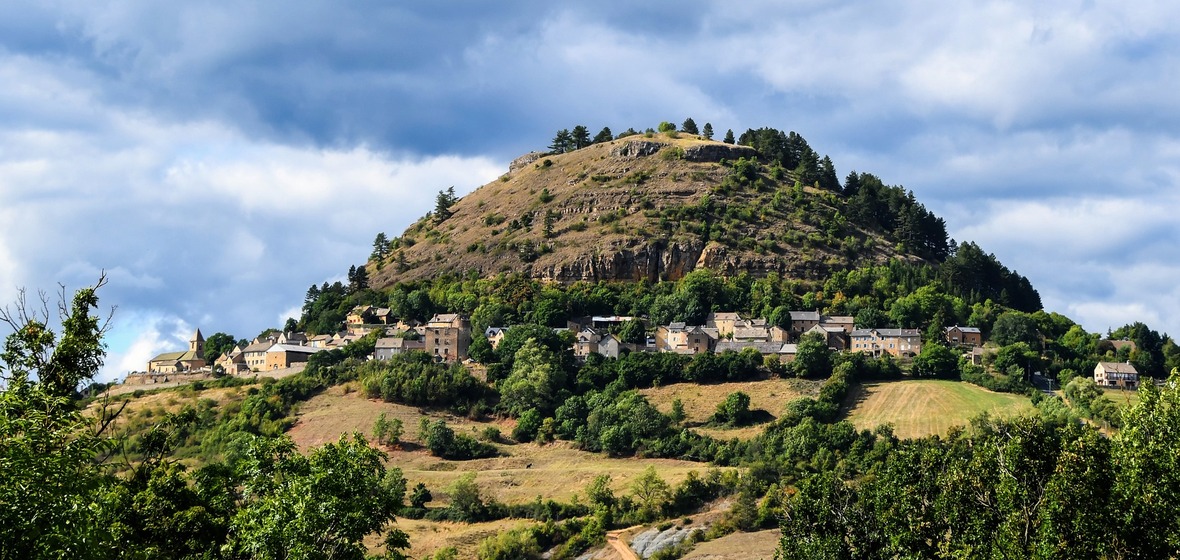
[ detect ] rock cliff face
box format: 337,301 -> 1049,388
369,134 -> 905,290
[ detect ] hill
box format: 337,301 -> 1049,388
370,131 -> 948,289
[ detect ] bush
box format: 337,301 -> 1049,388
424,420 -> 499,460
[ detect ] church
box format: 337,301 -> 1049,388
146,329 -> 208,374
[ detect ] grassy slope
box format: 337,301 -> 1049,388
844,379 -> 1036,439
289,384 -> 730,557
640,378 -> 822,439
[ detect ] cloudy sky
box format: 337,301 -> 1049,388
1,1 -> 1178,381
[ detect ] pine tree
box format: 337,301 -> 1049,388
549,129 -> 573,153
702,122 -> 714,140
371,232 -> 389,261
593,127 -> 613,144
434,187 -> 457,223
681,118 -> 699,135
818,156 -> 840,192
723,129 -> 735,144
572,125 -> 591,149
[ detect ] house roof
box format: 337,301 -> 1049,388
732,326 -> 769,340
822,316 -> 855,324
708,312 -> 743,321
242,340 -> 273,353
714,341 -> 784,354
267,343 -> 322,355
790,311 -> 821,322
947,326 -> 982,334
851,328 -> 921,338
1098,361 -> 1138,374
149,351 -> 186,363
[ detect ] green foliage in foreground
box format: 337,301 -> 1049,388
775,373 -> 1180,559
0,281 -> 410,560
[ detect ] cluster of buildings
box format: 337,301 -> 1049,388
143,305 -> 1144,391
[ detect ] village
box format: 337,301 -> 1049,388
127,305 -> 1144,392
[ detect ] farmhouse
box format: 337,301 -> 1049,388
1094,361 -> 1140,390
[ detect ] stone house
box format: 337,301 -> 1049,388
945,326 -> 983,348
374,337 -> 425,360
850,328 -> 922,358
425,313 -> 471,362
264,343 -> 322,370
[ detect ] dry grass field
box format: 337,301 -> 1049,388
288,384 -> 725,505
640,378 -> 822,439
681,529 -> 782,560
289,384 -> 734,557
844,379 -> 1036,439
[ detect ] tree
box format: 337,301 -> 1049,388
681,118 -> 699,135
0,277 -> 118,558
447,472 -> 486,522
630,466 -> 670,520
792,332 -> 833,378
542,209 -> 558,238
991,311 -> 1041,347
911,343 -> 960,378
409,482 -> 432,509
227,433 -> 409,560
372,232 -> 390,261
702,122 -> 714,140
592,127 -> 613,144
571,125 -> 591,149
657,121 -> 676,133
434,187 -> 458,223
616,318 -> 647,345
723,129 -> 735,144
499,339 -> 566,416
670,398 -> 686,425
817,155 -> 840,192
203,331 -> 238,362
713,391 -> 752,426
549,129 -> 573,154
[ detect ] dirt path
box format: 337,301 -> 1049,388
606,528 -> 642,560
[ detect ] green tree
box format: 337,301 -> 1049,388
657,121 -> 676,133
571,125 -> 592,149
592,127 -> 613,144
681,118 -> 699,135
911,343 -> 960,378
670,398 -> 686,425
630,466 -> 670,520
713,391 -> 752,426
792,332 -> 832,378
227,433 -> 409,560
0,277 -> 116,558
409,482 -> 432,509
434,187 -> 458,223
372,232 -> 390,261
702,122 -> 714,140
203,331 -> 238,362
723,129 -> 735,144
549,129 -> 573,154
499,338 -> 566,416
991,311 -> 1042,347
616,318 -> 647,345
447,472 -> 486,522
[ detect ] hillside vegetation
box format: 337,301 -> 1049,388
371,130 -> 951,288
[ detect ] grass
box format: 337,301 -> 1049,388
288,385 -> 724,504
681,529 -> 782,560
844,379 -> 1036,439
640,378 -> 822,439
291,384 -> 733,558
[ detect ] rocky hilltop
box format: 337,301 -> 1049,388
370,133 -> 923,289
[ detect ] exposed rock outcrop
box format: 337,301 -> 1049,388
683,143 -> 757,162
611,140 -> 666,158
